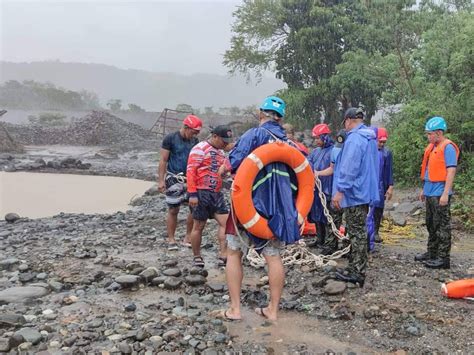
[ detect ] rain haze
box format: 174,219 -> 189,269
1,0 -> 241,74
0,0 -> 283,111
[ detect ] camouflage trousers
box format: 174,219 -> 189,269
345,204 -> 369,276
426,196 -> 452,259
323,202 -> 344,250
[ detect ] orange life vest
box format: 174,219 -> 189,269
420,139 -> 459,182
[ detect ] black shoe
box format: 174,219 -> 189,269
424,258 -> 450,269
414,252 -> 433,262
334,271 -> 365,288
374,233 -> 382,243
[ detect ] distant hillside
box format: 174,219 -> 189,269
0,61 -> 285,111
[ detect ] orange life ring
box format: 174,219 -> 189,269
441,279 -> 474,299
231,141 -> 315,239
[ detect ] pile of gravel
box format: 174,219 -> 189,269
5,111 -> 158,150
0,123 -> 24,153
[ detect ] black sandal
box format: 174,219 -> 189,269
193,256 -> 205,268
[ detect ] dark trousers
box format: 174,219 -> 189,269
426,196 -> 452,259
373,207 -> 384,235
345,204 -> 369,276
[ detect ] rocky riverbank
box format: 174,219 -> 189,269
0,147 -> 473,354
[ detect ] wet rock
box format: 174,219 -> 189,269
162,268 -> 182,277
163,330 -> 180,341
145,185 -> 159,196
163,277 -> 182,290
48,280 -> 64,292
0,230 -> 12,239
19,272 -> 36,283
185,275 -> 206,286
15,327 -> 43,345
323,281 -> 347,295
139,267 -> 158,281
5,213 -> 20,223
119,342 -> 132,354
63,336 -> 77,347
0,314 -> 26,327
124,303 -> 137,312
389,212 -> 407,227
115,275 -> 140,287
0,286 -> 49,304
136,330 -> 150,341
207,283 -> 225,292
163,259 -> 179,268
150,335 -> 163,348
0,257 -> 19,271
36,272 -> 48,280
0,337 -> 12,352
190,267 -> 208,277
172,306 -> 201,318
151,276 -> 167,286
18,263 -> 29,272
214,333 -> 227,344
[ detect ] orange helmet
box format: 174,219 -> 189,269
378,127 -> 388,141
312,123 -> 331,137
183,115 -> 202,131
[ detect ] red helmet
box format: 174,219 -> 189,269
183,115 -> 202,131
312,123 -> 331,137
378,127 -> 388,141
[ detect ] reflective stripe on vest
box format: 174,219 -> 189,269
420,139 -> 459,182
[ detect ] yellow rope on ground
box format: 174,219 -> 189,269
379,219 -> 416,245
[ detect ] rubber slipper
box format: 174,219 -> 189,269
255,307 -> 270,319
217,257 -> 227,267
211,309 -> 241,321
167,243 -> 179,251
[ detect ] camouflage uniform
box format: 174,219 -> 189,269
426,196 -> 452,259
323,202 -> 344,251
345,204 -> 369,276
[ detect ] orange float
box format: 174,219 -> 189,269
441,279 -> 474,299
232,142 -> 315,239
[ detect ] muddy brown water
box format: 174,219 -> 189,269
0,172 -> 154,219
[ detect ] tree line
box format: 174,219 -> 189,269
223,0 -> 473,191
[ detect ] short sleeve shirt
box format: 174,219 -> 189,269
161,131 -> 198,174
423,143 -> 457,197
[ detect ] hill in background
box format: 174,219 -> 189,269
0,61 -> 284,111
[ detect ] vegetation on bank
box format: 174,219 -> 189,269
223,0 -> 473,195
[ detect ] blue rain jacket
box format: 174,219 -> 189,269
307,137 -> 334,223
374,147 -> 394,208
229,120 -> 300,246
333,123 -> 380,208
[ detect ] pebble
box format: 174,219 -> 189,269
162,268 -> 182,277
115,275 -> 140,287
323,281 -> 347,295
163,277 -> 182,290
124,303 -> 137,312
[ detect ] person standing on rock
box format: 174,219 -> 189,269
331,108 -> 379,287
307,123 -> 342,253
186,125 -> 234,268
372,127 -> 394,243
415,116 -> 459,269
217,96 -> 300,321
158,115 -> 202,251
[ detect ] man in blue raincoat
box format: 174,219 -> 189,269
218,96 -> 300,321
332,108 -> 379,287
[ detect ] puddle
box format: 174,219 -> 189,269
0,172 -> 154,219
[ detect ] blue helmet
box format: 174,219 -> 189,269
260,96 -> 286,118
425,116 -> 447,132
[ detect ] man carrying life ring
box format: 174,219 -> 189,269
218,96 -> 301,321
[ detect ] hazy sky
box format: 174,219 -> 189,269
0,0 -> 242,75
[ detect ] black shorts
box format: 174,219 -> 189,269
192,190 -> 229,221
165,174 -> 188,207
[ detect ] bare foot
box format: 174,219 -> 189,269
255,306 -> 277,321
